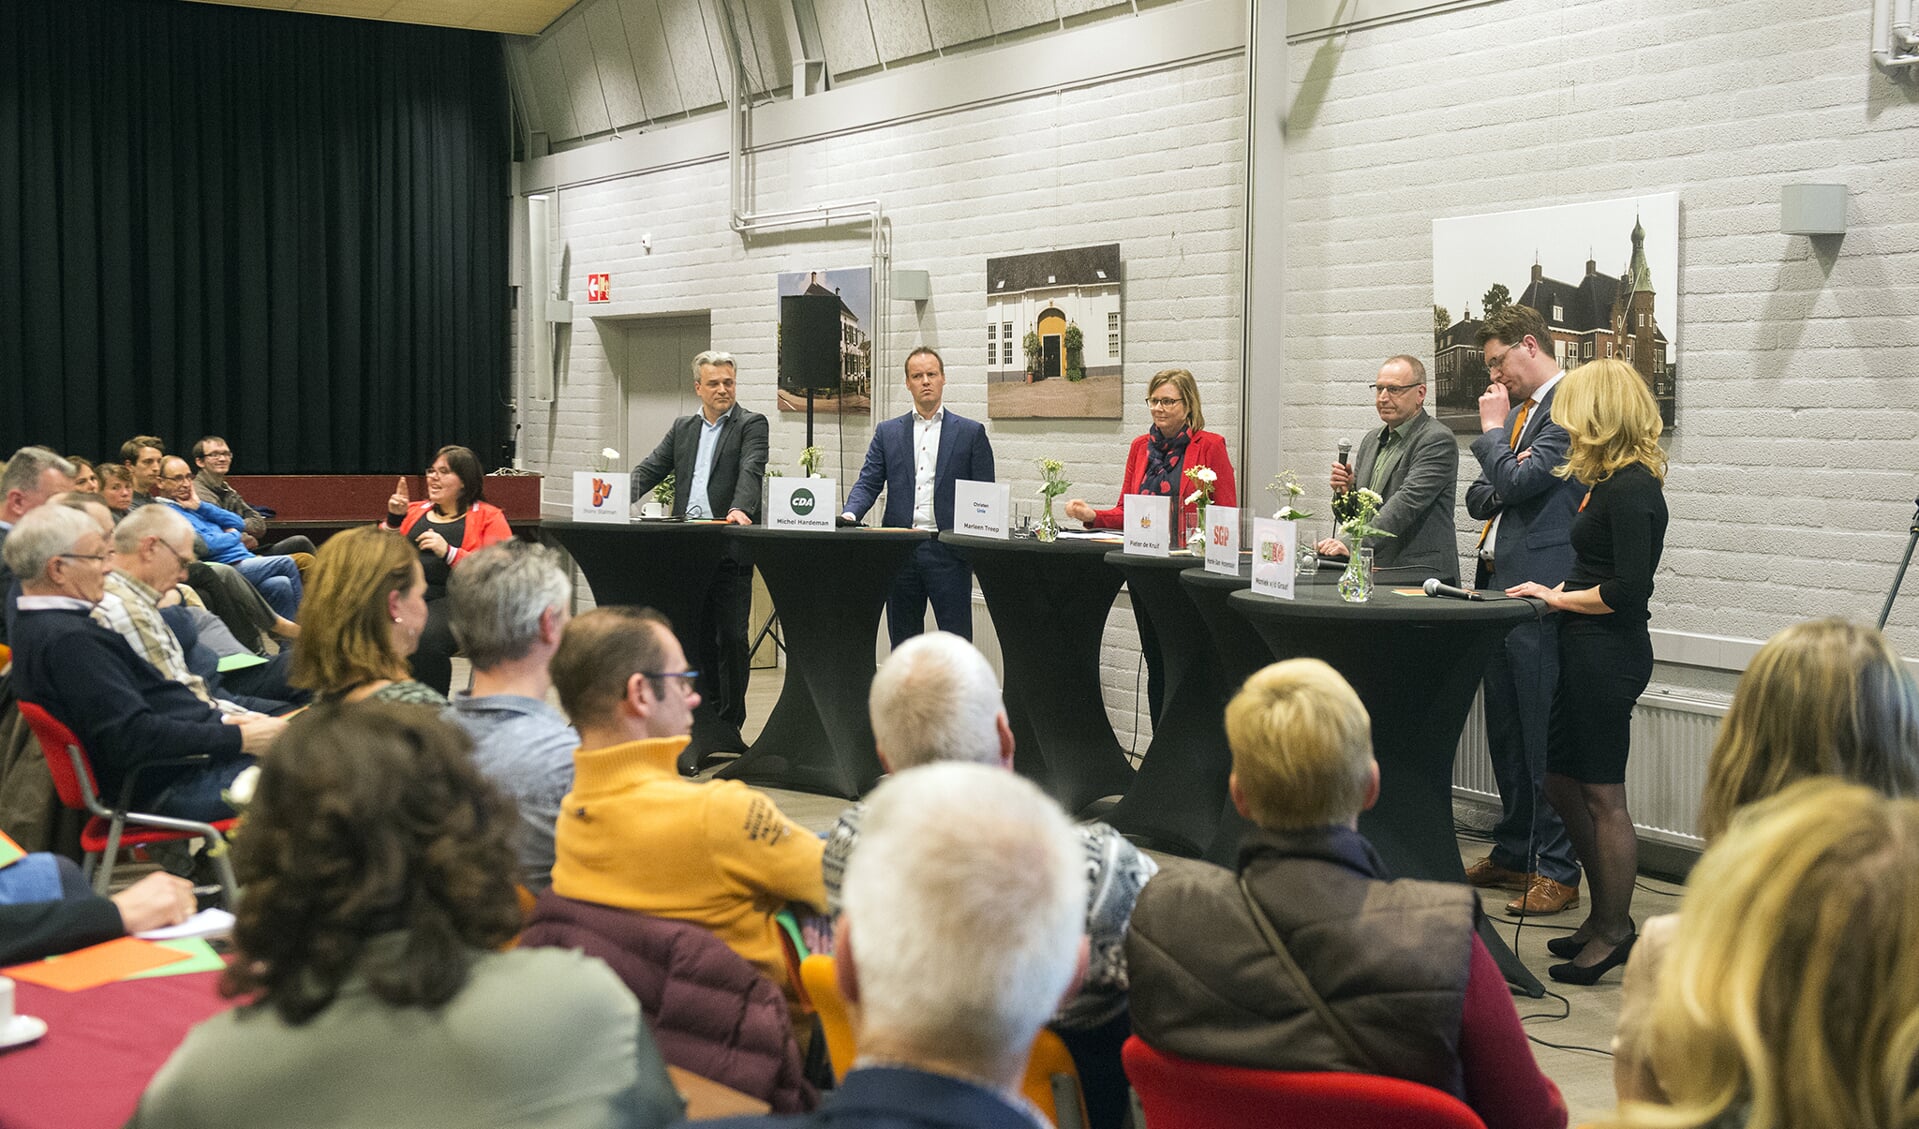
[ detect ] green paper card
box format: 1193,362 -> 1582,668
216,653 -> 269,673
120,938 -> 226,980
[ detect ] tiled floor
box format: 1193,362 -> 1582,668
729,661 -> 1679,1128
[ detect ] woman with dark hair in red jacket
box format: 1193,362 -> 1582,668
382,444 -> 513,694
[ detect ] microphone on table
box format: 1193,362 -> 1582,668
1336,438 -> 1352,466
1423,578 -> 1485,602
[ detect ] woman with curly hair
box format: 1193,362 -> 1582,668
290,525 -> 445,706
1602,779 -> 1919,1129
129,703 -> 683,1129
1502,358 -> 1668,984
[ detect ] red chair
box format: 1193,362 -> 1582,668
17,702 -> 239,904
1122,1036 -> 1487,1129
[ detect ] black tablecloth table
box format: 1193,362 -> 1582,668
541,516 -> 740,769
943,533 -> 1135,816
717,526 -> 930,798
1229,583 -> 1548,996
1101,551 -> 1232,856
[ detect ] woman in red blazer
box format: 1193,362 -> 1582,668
1064,369 -> 1238,531
380,444 -> 514,694
1064,369 -> 1237,724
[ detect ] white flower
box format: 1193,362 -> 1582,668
601,447 -> 620,462
1184,488 -> 1203,505
1358,487 -> 1384,506
1190,466 -> 1217,484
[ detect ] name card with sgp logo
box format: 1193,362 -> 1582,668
1203,505 -> 1240,575
1250,517 -> 1296,601
952,480 -> 1010,539
571,471 -> 631,523
1123,494 -> 1170,557
768,477 -> 836,531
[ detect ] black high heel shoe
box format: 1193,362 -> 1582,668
1546,915 -> 1633,959
1547,932 -> 1636,986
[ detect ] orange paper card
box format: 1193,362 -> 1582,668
4,936 -> 191,991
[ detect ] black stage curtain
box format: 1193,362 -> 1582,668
0,0 -> 510,473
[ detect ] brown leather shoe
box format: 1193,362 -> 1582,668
1463,856 -> 1530,891
1505,875 -> 1581,916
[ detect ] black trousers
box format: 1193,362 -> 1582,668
699,557 -> 754,729
408,596 -> 459,696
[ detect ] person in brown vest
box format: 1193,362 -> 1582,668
1125,658 -> 1565,1129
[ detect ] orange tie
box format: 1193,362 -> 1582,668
1477,399 -> 1532,547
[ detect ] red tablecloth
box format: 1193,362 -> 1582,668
0,971 -> 234,1129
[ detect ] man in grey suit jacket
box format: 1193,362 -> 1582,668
629,351 -> 768,731
1462,305 -> 1588,917
1317,356 -> 1459,584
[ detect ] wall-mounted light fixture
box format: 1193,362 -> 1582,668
1781,184 -> 1847,236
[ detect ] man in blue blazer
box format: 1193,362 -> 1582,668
1464,305 -> 1589,917
698,763 -> 1088,1129
839,348 -> 995,647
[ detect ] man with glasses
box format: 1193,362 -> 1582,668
156,455 -> 308,623
628,351 -> 768,735
190,435 -> 316,556
4,505 -> 283,828
0,446 -> 76,644
1462,304 -> 1587,917
547,606 -> 826,1016
1315,355 -> 1460,583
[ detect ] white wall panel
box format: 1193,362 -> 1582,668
867,0 -> 935,62
584,0 -> 649,126
658,0 -> 724,109
815,0 -> 882,74
553,13 -> 614,135
985,0 -> 1055,34
524,30 -> 583,140
617,0 -> 686,119
924,0 -> 993,50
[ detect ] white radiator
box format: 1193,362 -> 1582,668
1453,686 -> 1729,848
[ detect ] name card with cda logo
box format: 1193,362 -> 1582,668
1203,505 -> 1240,575
1123,494 -> 1171,557
768,477 -> 836,530
571,471 -> 632,523
1250,517 -> 1296,600
953,480 -> 1010,539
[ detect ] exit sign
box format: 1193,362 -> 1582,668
587,273 -> 610,303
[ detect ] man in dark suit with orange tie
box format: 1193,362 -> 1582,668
840,347 -> 994,647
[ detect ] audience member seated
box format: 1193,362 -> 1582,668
128,703 -> 685,1129
445,540 -> 577,889
1612,617 -> 1919,1105
99,462 -> 136,519
699,763 -> 1088,1129
520,889 -> 818,1114
821,632 -> 1155,1129
88,504 -> 288,716
382,444 -> 514,695
290,526 -> 446,706
189,434 -> 317,555
0,850 -> 195,965
547,606 -> 826,1016
4,505 -> 283,825
120,435 -> 166,509
64,456 -> 100,495
1605,780 -> 1919,1129
1125,658 -> 1566,1129
1,446 -> 77,643
157,455 -> 307,619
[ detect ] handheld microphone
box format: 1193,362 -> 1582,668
1423,577 -> 1484,602
1336,438 -> 1352,466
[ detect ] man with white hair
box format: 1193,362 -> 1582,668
703,763 -> 1088,1129
0,446 -> 77,644
3,505 -> 283,824
445,540 -> 577,889
821,632 -> 1155,1129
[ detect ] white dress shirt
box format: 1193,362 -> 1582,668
911,407 -> 944,531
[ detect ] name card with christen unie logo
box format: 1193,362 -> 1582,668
953,480 -> 1010,539
1204,505 -> 1240,575
768,477 -> 836,530
1123,494 -> 1171,557
572,471 -> 632,523
1250,517 -> 1297,600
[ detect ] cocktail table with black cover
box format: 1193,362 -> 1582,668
541,516 -> 739,769
1228,583 -> 1548,996
717,526 -> 931,798
942,533 -> 1135,817
1101,550 -> 1231,856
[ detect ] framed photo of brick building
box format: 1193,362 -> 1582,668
984,243 -> 1124,419
1432,193 -> 1678,434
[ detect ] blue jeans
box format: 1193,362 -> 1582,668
232,554 -> 303,621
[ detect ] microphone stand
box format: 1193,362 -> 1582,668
1878,495 -> 1919,630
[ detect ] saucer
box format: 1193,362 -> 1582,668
0,1013 -> 47,1050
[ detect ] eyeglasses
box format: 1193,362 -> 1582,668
1371,382 -> 1421,397
200,451 -> 232,460
152,539 -> 194,567
1147,397 -> 1184,409
56,553 -> 111,566
642,669 -> 701,693
424,466 -> 453,478
1485,342 -> 1522,371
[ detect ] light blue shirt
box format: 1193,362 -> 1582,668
445,693 -> 578,889
684,406 -> 734,519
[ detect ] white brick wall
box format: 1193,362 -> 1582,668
1284,0 -> 1919,663
518,51 -> 1245,744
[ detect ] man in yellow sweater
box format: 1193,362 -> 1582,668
547,606 -> 827,1012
